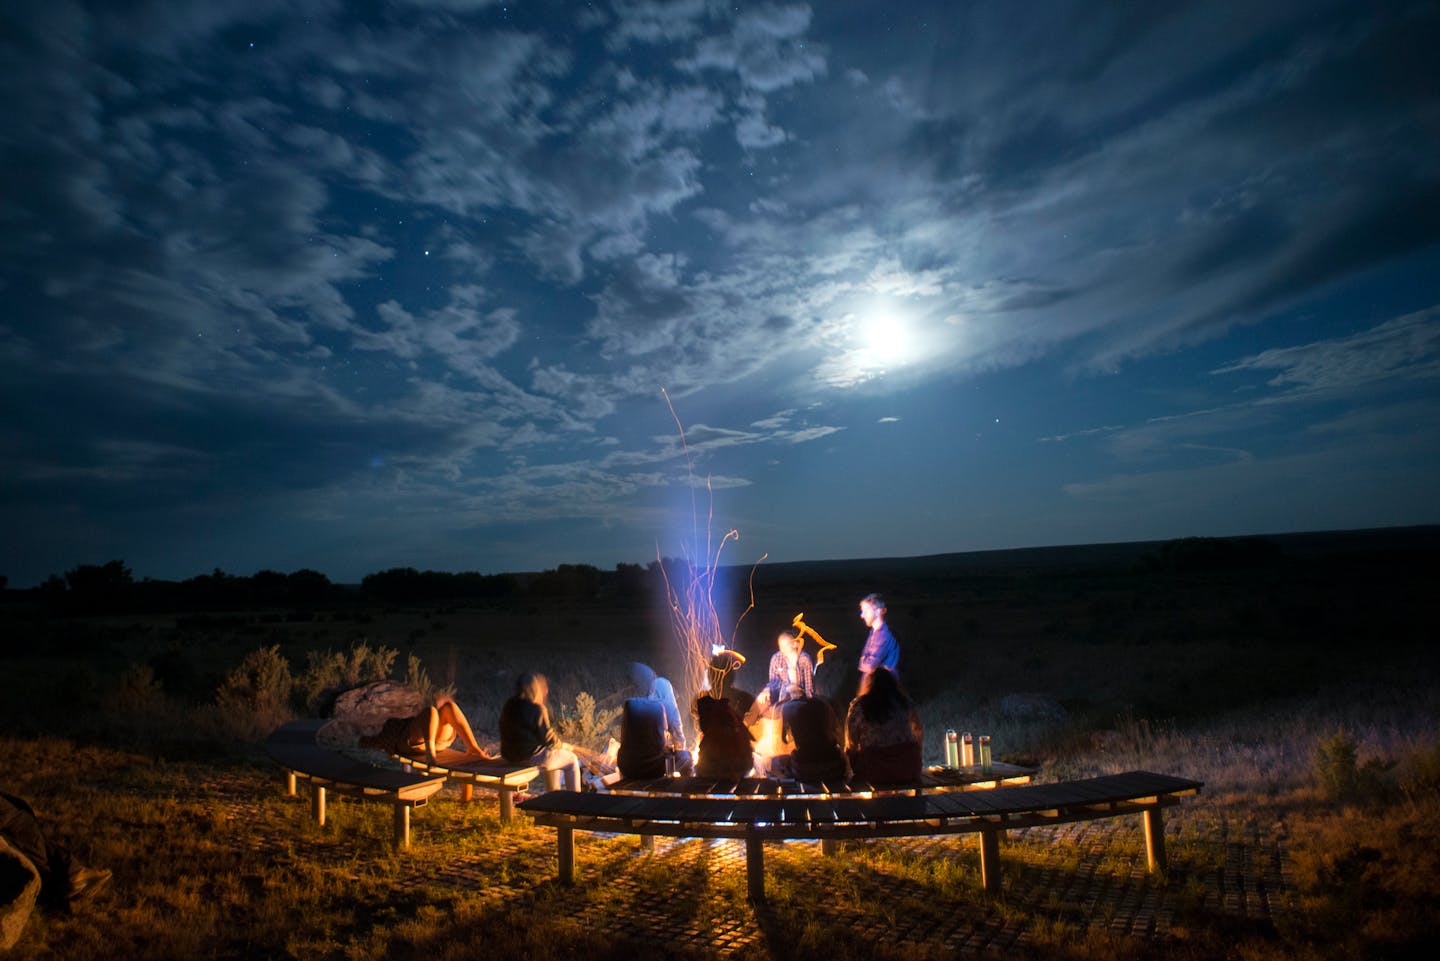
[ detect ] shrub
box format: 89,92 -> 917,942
297,641 -> 398,713
555,691 -> 622,752
404,653 -> 453,705
1397,740 -> 1440,805
103,664 -> 167,716
215,645 -> 295,740
1313,727 -> 1390,804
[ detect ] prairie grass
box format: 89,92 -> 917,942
2,545 -> 1437,959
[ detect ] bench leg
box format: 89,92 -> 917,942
557,826 -> 575,883
639,834 -> 655,851
284,771 -> 297,798
312,785 -> 326,826
462,783 -> 474,803
1143,807 -> 1166,872
498,787 -> 514,822
979,828 -> 1001,896
746,829 -> 766,902
821,839 -> 840,857
394,803 -> 411,849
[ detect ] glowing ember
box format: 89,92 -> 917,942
658,389 -> 765,725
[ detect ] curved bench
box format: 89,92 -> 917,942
265,719 -> 446,849
606,760 -> 1038,798
519,769 -> 1202,901
391,749 -> 540,823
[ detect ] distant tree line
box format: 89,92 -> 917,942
1,558 -> 677,615
1133,536 -> 1283,573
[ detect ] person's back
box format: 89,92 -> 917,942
782,696 -> 847,783
498,673 -> 582,791
617,696 -> 667,779
693,695 -> 753,779
844,669 -> 923,785
498,695 -> 554,764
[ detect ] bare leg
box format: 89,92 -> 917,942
434,699 -> 492,758
424,706 -> 443,764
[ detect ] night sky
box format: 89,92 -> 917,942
3,1 -> 1439,587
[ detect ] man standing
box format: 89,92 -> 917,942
858,593 -> 900,677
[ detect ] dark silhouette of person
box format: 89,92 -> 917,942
693,694 -> 754,779
844,667 -> 923,785
775,694 -> 848,783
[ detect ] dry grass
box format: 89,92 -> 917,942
2,548 -> 1437,960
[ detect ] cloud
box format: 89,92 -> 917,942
358,287 -> 521,374
1213,308 -> 1440,392
1057,401 -> 1440,541
2,0 -> 1438,583
609,0 -> 708,48
682,4 -> 826,93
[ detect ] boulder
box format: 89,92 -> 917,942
0,838 -> 40,951
330,681 -> 426,736
997,692 -> 1067,722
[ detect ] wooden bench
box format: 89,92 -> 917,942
519,770 -> 1202,901
606,761 -> 1037,798
390,749 -> 540,823
265,719 -> 446,848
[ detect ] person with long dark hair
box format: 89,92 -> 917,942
770,692 -> 848,783
844,667 -> 923,785
693,694 -> 754,779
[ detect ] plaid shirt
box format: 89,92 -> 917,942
765,650 -> 815,703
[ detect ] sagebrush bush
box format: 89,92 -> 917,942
297,641 -> 398,712
555,691 -> 622,751
1312,727 -> 1390,804
102,663 -> 167,716
404,652 -> 454,705
214,644 -> 295,740
1398,740 -> 1440,804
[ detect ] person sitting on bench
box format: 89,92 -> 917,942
694,693 -> 754,779
845,667 -> 923,785
619,663 -> 693,777
360,695 -> 494,766
767,691 -> 848,783
499,673 -> 582,791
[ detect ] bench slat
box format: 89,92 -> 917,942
419,750 -> 539,783
517,770 -> 1204,901
265,726 -> 444,795
265,719 -> 446,849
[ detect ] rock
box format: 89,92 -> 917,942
0,838 -> 40,951
329,681 -> 426,737
997,692 -> 1067,722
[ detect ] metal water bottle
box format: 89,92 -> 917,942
979,734 -> 992,772
961,732 -> 975,767
944,729 -> 959,769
